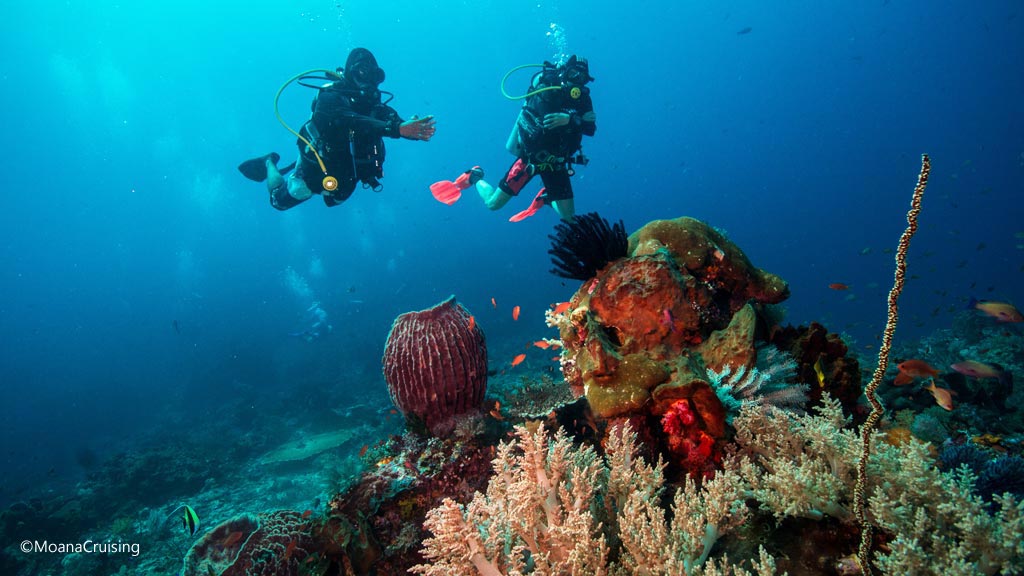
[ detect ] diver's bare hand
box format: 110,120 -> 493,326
400,115 -> 436,141
542,113 -> 570,129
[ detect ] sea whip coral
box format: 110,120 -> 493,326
382,296 -> 487,435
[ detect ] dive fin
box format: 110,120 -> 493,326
430,166 -> 483,205
237,152 -> 281,182
430,180 -> 462,205
509,188 -> 547,222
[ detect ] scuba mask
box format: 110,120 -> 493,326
349,62 -> 385,89
559,55 -> 593,87
344,47 -> 386,92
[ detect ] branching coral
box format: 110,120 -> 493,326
411,424 -> 610,575
548,212 -> 628,280
733,396 -> 859,522
414,423 -> 761,575
732,392 -> 1024,574
868,444 -> 1024,575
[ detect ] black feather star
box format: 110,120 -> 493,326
547,212 -> 628,280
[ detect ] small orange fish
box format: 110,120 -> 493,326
925,382 -> 954,411
489,401 -> 504,421
284,540 -> 297,560
972,299 -> 1023,323
359,444 -> 369,457
468,315 -> 476,331
491,297 -> 497,309
302,509 -> 313,519
551,356 -> 560,362
894,359 -> 940,385
829,283 -> 850,291
512,306 -> 521,321
511,353 -> 526,367
533,340 -> 551,349
552,302 -> 571,314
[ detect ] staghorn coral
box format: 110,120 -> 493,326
414,423 -> 761,575
548,212 -> 628,280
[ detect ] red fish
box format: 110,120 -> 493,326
971,299 -> 1023,323
467,315 -> 476,331
359,444 -> 369,457
512,306 -> 521,321
829,283 -> 850,291
511,353 -> 526,367
491,297 -> 497,309
302,509 -> 313,519
533,340 -> 551,349
894,359 -> 940,385
284,540 -> 297,561
552,302 -> 571,314
489,401 -> 504,421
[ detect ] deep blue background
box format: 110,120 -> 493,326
1,1 -> 1021,502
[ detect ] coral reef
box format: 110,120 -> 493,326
547,212 -> 628,280
767,322 -> 862,415
382,296 -> 487,435
413,423 -> 772,575
548,217 -> 795,475
182,510 -> 316,576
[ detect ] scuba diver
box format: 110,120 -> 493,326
289,301 -> 332,342
431,55 -> 596,222
239,48 -> 437,210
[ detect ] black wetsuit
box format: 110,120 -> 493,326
500,80 -> 596,201
273,80 -> 402,210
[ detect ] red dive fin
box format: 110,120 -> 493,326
509,188 -> 547,222
430,180 -> 462,205
430,166 -> 482,205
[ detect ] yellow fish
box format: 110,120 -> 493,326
813,357 -> 826,388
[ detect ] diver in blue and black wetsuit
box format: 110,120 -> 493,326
476,55 -> 597,222
239,48 -> 436,211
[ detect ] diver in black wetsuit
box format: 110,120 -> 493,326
475,55 -> 597,222
239,48 -> 436,210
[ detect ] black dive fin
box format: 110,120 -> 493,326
237,152 -> 281,182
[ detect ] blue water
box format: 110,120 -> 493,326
0,0 -> 1021,507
